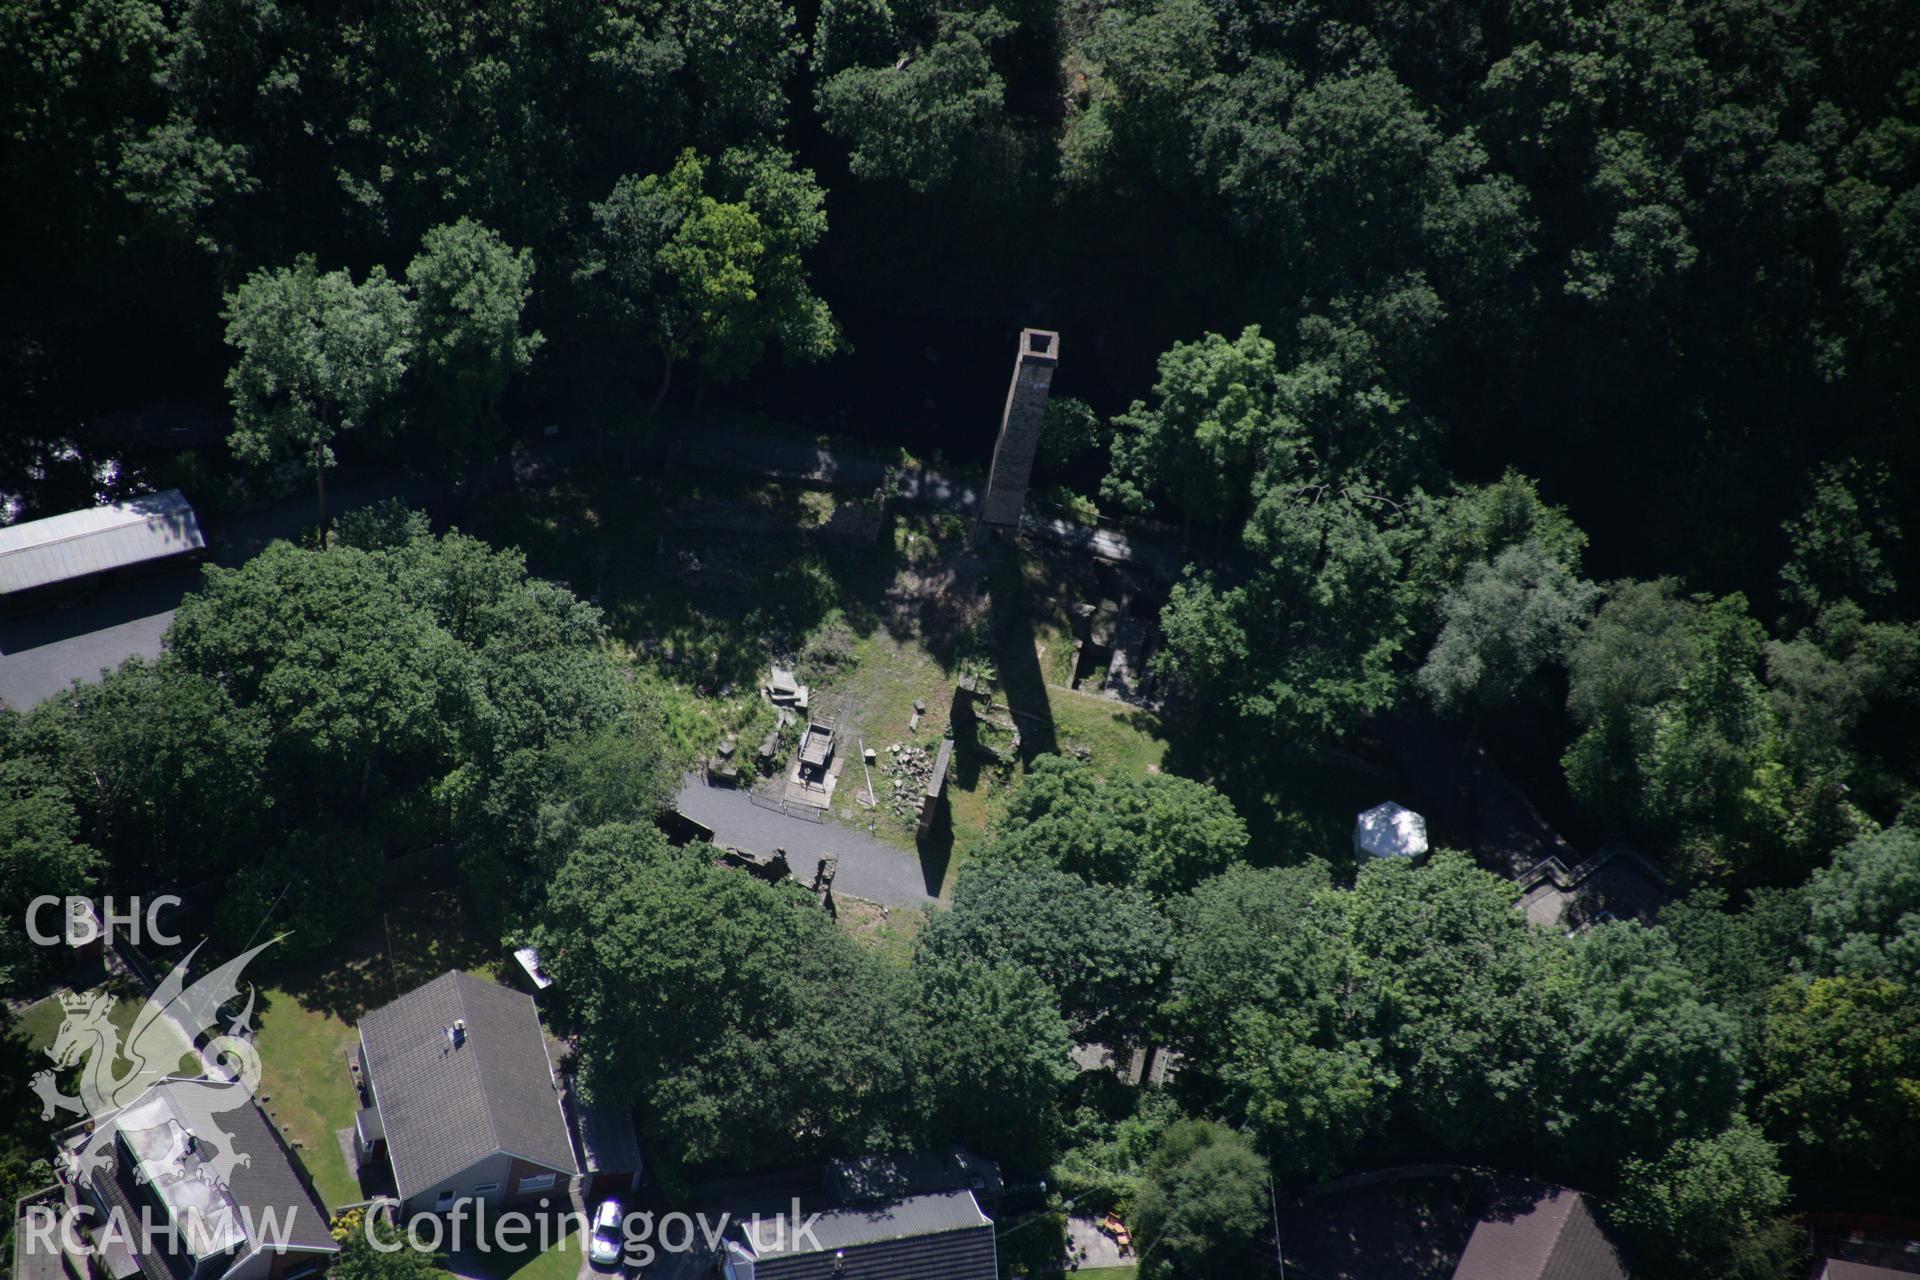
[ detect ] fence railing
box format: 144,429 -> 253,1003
748,790 -> 826,822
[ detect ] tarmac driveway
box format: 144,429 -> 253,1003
673,777 -> 941,907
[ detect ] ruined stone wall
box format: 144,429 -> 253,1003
979,328 -> 1058,528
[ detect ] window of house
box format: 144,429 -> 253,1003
472,1183 -> 500,1195
518,1173 -> 557,1193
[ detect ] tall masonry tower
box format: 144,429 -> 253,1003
979,328 -> 1059,531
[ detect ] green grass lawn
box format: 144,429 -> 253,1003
1077,1268 -> 1139,1279
1047,688 -> 1169,777
251,988 -> 360,1213
12,981 -> 197,1070
836,899 -> 927,965
248,879 -> 509,1216
11,993 -> 70,1054
496,1228 -> 583,1280
10,980 -> 201,1099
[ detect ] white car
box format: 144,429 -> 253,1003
588,1199 -> 624,1269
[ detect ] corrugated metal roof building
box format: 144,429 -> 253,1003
0,490 -> 206,598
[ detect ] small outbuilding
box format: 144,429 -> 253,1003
0,489 -> 205,611
721,1188 -> 997,1280
1354,801 -> 1429,864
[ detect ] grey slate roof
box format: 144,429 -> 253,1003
359,971 -> 577,1199
95,1079 -> 337,1261
1452,1186 -> 1628,1280
1823,1262 -> 1920,1280
737,1189 -> 996,1280
0,490 -> 204,595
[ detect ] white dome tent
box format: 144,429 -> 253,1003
1353,801 -> 1429,863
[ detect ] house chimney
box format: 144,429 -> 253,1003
978,328 -> 1058,531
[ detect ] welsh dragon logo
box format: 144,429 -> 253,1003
34,940 -> 277,1191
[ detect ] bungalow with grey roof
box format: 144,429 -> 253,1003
355,972 -> 579,1216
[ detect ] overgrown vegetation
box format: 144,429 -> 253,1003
5,0 -> 1920,1272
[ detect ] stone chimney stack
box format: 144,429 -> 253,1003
979,328 -> 1058,531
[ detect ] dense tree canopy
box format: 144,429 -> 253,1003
1417,540 -> 1599,722
1610,1116 -> 1796,1280
1759,974 -> 1920,1175
12,513 -> 674,955
580,148 -> 837,412
223,258 -> 413,533
1164,863 -> 1390,1180
0,714 -> 100,988
982,754 -> 1247,897
919,860 -> 1169,1046
1552,922 -> 1744,1167
6,0 -> 1920,1266
1340,852 -> 1569,1155
913,954 -> 1076,1168
169,542 -> 484,797
534,824 -> 918,1170
1805,825 -> 1920,985
21,656 -> 269,886
1129,1120 -> 1271,1280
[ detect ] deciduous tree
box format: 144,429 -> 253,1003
406,219 -> 541,482
983,755 -> 1248,898
224,257 -> 413,539
914,956 -> 1075,1167
1130,1120 -> 1269,1280
1552,922 -> 1744,1167
1805,825 -> 1920,986
1416,540 -> 1599,723
0,717 -> 100,988
167,542 -> 483,801
1779,459 -> 1901,623
1406,469 -> 1589,613
1341,852 -> 1569,1154
23,656 -> 269,884
581,148 -> 836,413
1166,865 -> 1393,1180
1759,975 -> 1920,1174
816,8 -> 1011,193
1610,1115 -> 1796,1280
535,829 -> 917,1169
918,861 -> 1168,1046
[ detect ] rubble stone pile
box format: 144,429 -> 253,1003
880,741 -> 938,824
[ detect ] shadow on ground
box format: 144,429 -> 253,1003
272,879 -> 504,1024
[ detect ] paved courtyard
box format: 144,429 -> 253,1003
673,776 -> 941,907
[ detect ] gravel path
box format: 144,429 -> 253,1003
673,776 -> 940,907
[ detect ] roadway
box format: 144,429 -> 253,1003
673,776 -> 941,908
